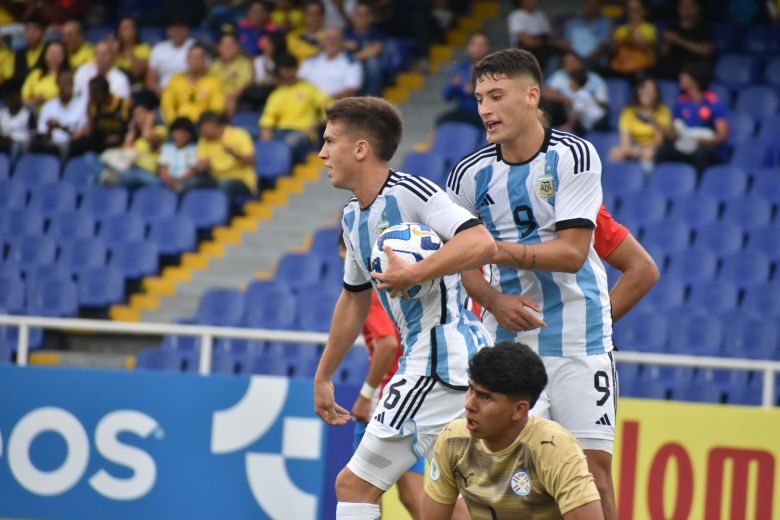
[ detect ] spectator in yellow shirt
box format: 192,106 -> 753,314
196,111 -> 257,203
287,1 -> 325,63
62,19 -> 94,71
260,53 -> 330,163
609,0 -> 657,75
22,40 -> 71,110
13,18 -> 46,82
114,16 -> 152,89
0,43 -> 13,84
210,33 -> 254,118
272,0 -> 305,31
161,44 -> 225,124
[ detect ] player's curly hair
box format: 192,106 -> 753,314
472,48 -> 542,87
325,97 -> 403,162
469,342 -> 548,407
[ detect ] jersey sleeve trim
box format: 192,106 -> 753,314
454,218 -> 482,235
556,218 -> 595,231
343,281 -> 372,292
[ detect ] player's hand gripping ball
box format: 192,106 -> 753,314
371,223 -> 443,299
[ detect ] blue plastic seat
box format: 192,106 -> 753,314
8,235 -> 57,274
641,218 -> 690,253
0,153 -> 9,180
129,185 -> 178,223
196,288 -> 245,327
256,140 -> 293,180
749,168 -> 780,205
606,78 -> 630,127
602,162 -> 645,199
742,285 -> 780,318
712,21 -> 740,53
658,80 -> 679,110
295,284 -> 339,332
669,193 -> 720,229
642,365 -> 695,384
86,25 -> 113,43
735,85 -> 780,118
244,283 -> 297,329
0,259 -> 21,278
0,180 -> 27,210
275,253 -> 323,291
744,25 -> 780,56
714,53 -> 757,88
148,216 -> 197,256
80,185 -> 129,220
27,263 -> 71,285
62,156 -> 92,189
78,267 -> 125,308
729,141 -> 769,168
135,348 -> 185,371
719,251 -> 771,288
1,209 -> 45,241
109,240 -> 159,279
12,154 -> 60,189
179,189 -> 228,230
726,112 -> 755,147
666,248 -> 718,285
583,132 -> 619,155
431,123 -> 481,167
722,196 -> 772,230
648,163 -> 697,199
617,191 -> 668,225
98,213 -> 146,249
616,362 -> 641,384
310,227 -> 341,258
669,314 -> 723,356
27,274 -> 78,317
252,356 -> 291,376
708,84 -> 732,108
58,238 -> 107,277
725,386 -> 761,405
671,382 -> 723,404
622,379 -> 668,400
48,211 -> 96,242
231,111 -> 261,140
139,26 -> 166,45
641,280 -> 686,312
698,368 -> 751,388
698,165 -> 748,201
745,225 -> 780,260
0,325 -> 43,351
401,152 -> 448,187
613,312 -> 667,352
733,317 -> 777,360
693,221 -> 743,255
765,56 -> 780,87
0,274 -> 25,314
688,281 -> 739,314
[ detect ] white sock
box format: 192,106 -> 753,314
336,502 -> 381,520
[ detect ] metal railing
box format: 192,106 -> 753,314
1,314 -> 778,408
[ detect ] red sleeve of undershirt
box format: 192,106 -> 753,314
594,204 -> 630,259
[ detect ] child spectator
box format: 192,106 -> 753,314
237,1 -> 279,56
298,28 -> 362,99
560,68 -> 607,135
32,70 -> 86,159
159,117 -> 199,192
437,32 -> 490,130
610,0 -> 657,75
22,40 -> 70,110
162,44 -> 225,124
271,0 -> 305,31
0,80 -> 35,163
61,19 -> 94,70
114,17 -> 152,89
609,76 -> 671,172
344,2 -> 385,96
146,20 -> 194,98
210,32 -> 254,118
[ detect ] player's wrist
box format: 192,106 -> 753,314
360,382 -> 377,399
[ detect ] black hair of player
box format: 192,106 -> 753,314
469,342 -> 548,407
325,97 -> 403,162
472,48 -> 542,87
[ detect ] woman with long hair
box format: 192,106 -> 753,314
22,40 -> 70,109
114,16 -> 152,89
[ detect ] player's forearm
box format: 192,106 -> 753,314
462,268 -> 500,310
494,230 -> 591,273
316,290 -> 372,382
415,225 -> 496,283
364,335 -> 397,389
605,234 -> 659,322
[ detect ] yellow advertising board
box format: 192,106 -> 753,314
382,398 -> 780,520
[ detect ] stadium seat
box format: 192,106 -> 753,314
616,362 -> 641,384
641,219 -> 691,253
129,185 -> 178,223
742,285 -> 780,318
605,78 -> 630,128
27,182 -> 77,218
0,325 -> 43,351
309,227 -> 341,259
744,24 -> 780,56
290,356 -> 320,378
711,21 -> 739,52
8,235 -> 57,273
252,356 -> 291,376
693,221 -> 743,255
243,283 -> 297,328
668,193 -> 720,230
196,288 -> 245,327
109,241 -> 159,279
658,79 -> 679,110
613,312 -> 667,352
698,165 -> 749,201
719,251 -> 771,288
647,163 -> 697,199
135,348 -> 185,371
721,196 -> 772,230
296,284 -> 338,332
431,123 -> 481,167
212,350 -> 239,374
275,253 -> 323,291
745,225 -> 780,260
622,379 -> 668,400
726,112 -> 755,147
27,274 -> 78,317
666,248 -> 718,285
0,180 -> 27,210
729,141 -> 769,168
48,211 -> 95,242
671,382 -> 723,404
0,153 -> 9,180
78,267 -> 125,308
0,274 -> 25,314
255,140 -> 293,180
58,238 -> 107,277
62,156 -> 92,189
27,263 -> 71,285
266,341 -> 320,360
708,84 -> 732,108
86,25 -> 113,43
148,216 -> 197,256
231,111 -> 261,140
688,281 -> 739,314
98,213 -> 147,249
179,189 -> 228,230
80,185 -> 129,220
714,53 -> 757,88
725,386 -> 761,405
765,56 -> 780,87
601,162 -> 645,199
139,26 -> 166,45
401,152 -> 448,187
12,154 -> 60,189
698,368 -> 751,389
643,366 -> 696,385
670,314 -> 723,356
750,168 -> 780,205
733,317 -> 778,359
735,85 -> 780,118
617,191 -> 668,225
584,132 -> 620,156
1,209 -> 45,241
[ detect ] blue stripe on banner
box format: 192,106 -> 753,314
506,164 -> 564,356
475,165 -> 517,343
576,258 -> 607,355
434,327 -> 449,383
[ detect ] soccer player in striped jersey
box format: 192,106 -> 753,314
314,96 -> 496,520
446,49 -> 619,519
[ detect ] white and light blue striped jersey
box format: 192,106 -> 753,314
342,170 -> 491,388
446,128 -> 613,357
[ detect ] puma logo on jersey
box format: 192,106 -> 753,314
454,468 -> 475,487
540,436 -> 556,447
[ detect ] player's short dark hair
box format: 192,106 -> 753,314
469,342 -> 548,407
473,48 -> 543,87
325,97 -> 402,162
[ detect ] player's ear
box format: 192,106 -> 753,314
354,138 -> 370,160
512,399 -> 530,420
527,83 -> 540,109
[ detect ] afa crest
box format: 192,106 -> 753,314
536,175 -> 555,199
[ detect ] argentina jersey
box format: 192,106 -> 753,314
342,170 -> 491,388
446,129 -> 613,357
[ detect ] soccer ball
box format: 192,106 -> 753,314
370,223 -> 443,299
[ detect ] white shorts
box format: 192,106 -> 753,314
530,352 -> 618,454
347,374 -> 466,491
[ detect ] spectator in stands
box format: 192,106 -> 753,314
656,63 -> 729,173
114,16 -> 152,90
0,43 -> 14,86
299,28 -> 362,99
238,31 -> 287,112
543,50 -> 608,128
431,0 -> 456,39
73,41 -> 131,102
344,2 -> 385,96
68,76 -> 129,158
260,53 -> 330,163
507,0 -> 559,71
162,44 -> 225,124
210,32 -> 253,118
146,19 -> 195,98
288,1 -> 326,64
237,1 -> 280,56
0,80 -> 34,163
22,40 -> 70,110
437,32 -> 491,130
561,0 -> 612,71
195,111 -> 257,202
272,0 -> 305,31
12,18 -> 45,82
322,0 -> 356,30
654,0 -> 713,80
159,116 -> 199,192
609,0 -> 657,76
31,70 -> 86,159
62,19 -> 94,70
560,68 -> 608,135
609,76 -> 671,172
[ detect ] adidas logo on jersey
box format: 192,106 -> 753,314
480,194 -> 495,206
595,414 -> 611,426
374,412 -> 385,424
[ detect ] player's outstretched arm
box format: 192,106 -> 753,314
604,233 -> 659,322
314,288 -> 373,426
563,500 -> 604,520
462,269 -> 547,331
422,493 -> 456,520
493,227 -> 593,273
